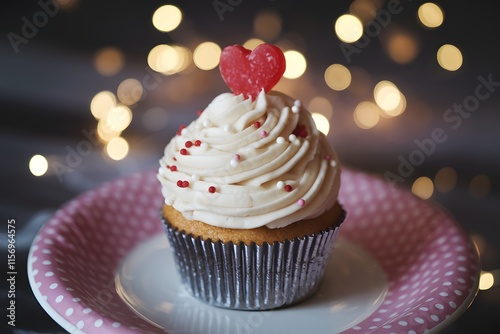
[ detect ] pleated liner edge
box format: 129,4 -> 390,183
161,210 -> 345,311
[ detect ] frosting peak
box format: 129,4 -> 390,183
157,90 -> 340,229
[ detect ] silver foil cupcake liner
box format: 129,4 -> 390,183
161,210 -> 345,310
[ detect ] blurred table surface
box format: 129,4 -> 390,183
1,0 -> 499,333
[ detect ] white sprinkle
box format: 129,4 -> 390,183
277,181 -> 285,189
289,134 -> 297,142
293,139 -> 301,146
330,160 -> 337,167
224,124 -> 232,132
200,142 -> 208,150
181,128 -> 188,136
191,174 -> 200,182
294,99 -> 302,107
276,136 -> 285,144
230,158 -> 239,167
291,105 -> 300,113
203,119 -> 211,128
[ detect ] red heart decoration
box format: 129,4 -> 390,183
219,44 -> 286,100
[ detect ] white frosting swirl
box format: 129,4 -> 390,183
157,90 -> 340,229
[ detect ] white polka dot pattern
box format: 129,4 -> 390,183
338,169 -> 479,334
28,168 -> 479,333
28,171 -> 165,334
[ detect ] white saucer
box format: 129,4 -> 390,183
115,234 -> 387,333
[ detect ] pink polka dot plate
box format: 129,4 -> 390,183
28,168 -> 479,333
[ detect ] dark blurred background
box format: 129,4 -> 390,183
1,0 -> 499,333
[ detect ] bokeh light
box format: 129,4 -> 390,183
385,31 -> 419,64
434,166 -> 457,192
117,78 -> 143,106
437,44 -> 463,71
353,101 -> 380,129
97,119 -> 121,142
349,0 -> 379,24
29,154 -> 48,176
469,174 -> 491,199
412,176 -> 434,199
418,3 -> 444,28
148,44 -> 175,73
94,47 -> 124,77
479,271 -> 494,290
311,113 -> 330,135
105,105 -> 132,132
90,91 -> 116,120
308,96 -> 333,119
148,44 -> 192,75
171,45 -> 193,73
53,0 -> 80,10
374,80 -> 406,117
193,42 -> 221,71
106,137 -> 129,161
243,38 -> 265,50
253,10 -> 282,40
335,14 -> 363,43
152,5 -> 182,32
324,64 -> 352,91
283,50 -> 306,79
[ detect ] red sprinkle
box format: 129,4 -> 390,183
194,140 -> 202,147
208,186 -> 216,193
254,121 -> 261,128
197,110 -> 203,117
297,198 -> 305,206
170,165 -> 177,172
284,185 -> 293,192
185,141 -> 193,148
324,154 -> 332,161
180,148 -> 188,155
177,180 -> 189,188
293,124 -> 308,138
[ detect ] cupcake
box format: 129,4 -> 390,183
157,43 -> 345,310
